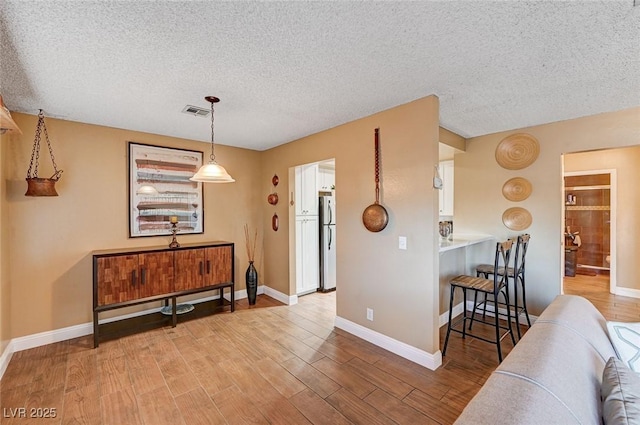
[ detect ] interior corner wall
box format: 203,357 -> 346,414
261,96 -> 441,354
564,146 -> 640,291
0,130 -> 12,357
454,107 -> 640,314
6,113 -> 263,339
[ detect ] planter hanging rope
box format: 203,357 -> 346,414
25,109 -> 63,196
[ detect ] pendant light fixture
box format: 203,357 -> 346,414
189,96 -> 235,183
0,95 -> 22,134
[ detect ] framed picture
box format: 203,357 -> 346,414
128,142 -> 204,237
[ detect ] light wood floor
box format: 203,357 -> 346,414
3,280 -> 637,425
564,273 -> 640,321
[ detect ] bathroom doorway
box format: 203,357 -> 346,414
562,152 -> 618,297
564,172 -> 613,274
563,145 -> 640,301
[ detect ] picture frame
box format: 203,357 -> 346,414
128,142 -> 204,238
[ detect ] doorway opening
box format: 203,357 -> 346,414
289,158 -> 336,298
562,166 -> 616,297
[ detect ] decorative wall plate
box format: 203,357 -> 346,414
502,207 -> 532,231
495,133 -> 540,170
502,177 -> 533,202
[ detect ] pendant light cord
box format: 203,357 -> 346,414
210,101 -> 216,162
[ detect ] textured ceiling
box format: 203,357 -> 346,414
1,1 -> 638,151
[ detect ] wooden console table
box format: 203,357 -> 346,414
92,241 -> 234,347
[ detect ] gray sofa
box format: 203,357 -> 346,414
455,294 -> 617,425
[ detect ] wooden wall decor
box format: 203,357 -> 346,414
270,174 -> 279,230
495,133 -> 540,170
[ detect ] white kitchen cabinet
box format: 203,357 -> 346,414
296,216 -> 319,295
317,166 -> 335,191
295,164 -> 318,215
439,160 -> 454,216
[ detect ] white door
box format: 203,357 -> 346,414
296,216 -> 319,295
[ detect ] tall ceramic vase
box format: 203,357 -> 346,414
246,261 -> 258,305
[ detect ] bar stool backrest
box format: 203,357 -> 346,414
514,234 -> 530,279
494,240 -> 513,291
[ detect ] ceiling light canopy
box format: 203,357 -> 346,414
190,96 -> 235,183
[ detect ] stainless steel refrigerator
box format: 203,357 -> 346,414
319,195 -> 336,292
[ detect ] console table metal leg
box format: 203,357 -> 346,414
93,311 -> 99,348
172,297 -> 177,327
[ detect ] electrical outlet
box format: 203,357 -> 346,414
399,236 -> 407,250
366,308 -> 374,321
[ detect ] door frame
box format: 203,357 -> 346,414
562,168 -> 617,295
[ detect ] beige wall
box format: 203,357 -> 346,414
262,96 -> 441,354
455,107 -> 640,314
5,113 -> 263,339
564,146 -> 640,290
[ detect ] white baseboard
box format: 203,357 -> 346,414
439,302 -> 464,327
264,286 -> 298,305
12,322 -> 93,353
334,316 -> 442,371
0,340 -> 15,380
613,287 -> 640,299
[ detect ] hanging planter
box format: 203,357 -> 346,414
25,110 -> 63,196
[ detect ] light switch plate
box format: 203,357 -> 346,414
399,236 -> 407,250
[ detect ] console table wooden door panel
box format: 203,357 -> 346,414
93,242 -> 234,347
96,254 -> 140,306
139,251 -> 175,298
206,246 -> 233,285
174,249 -> 204,291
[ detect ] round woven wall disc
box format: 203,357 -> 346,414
502,207 -> 532,231
495,133 -> 540,170
502,177 -> 533,202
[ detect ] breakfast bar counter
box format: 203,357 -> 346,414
439,233 -> 494,253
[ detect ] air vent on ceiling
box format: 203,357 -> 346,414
181,105 -> 210,117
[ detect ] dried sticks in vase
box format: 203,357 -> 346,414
244,224 -> 258,263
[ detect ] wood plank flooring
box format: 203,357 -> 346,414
2,280 -> 637,425
564,273 -> 640,321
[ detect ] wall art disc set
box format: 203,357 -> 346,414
495,133 -> 539,231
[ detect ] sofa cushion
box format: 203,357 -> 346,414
537,295 -> 618,363
607,321 -> 640,372
602,356 -> 640,425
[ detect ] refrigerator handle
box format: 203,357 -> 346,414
328,203 -> 333,225
328,226 -> 333,250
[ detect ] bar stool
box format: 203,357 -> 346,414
475,234 -> 531,339
442,240 -> 515,362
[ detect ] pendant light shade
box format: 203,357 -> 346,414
190,96 -> 235,183
190,162 -> 235,183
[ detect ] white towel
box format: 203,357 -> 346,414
574,235 -> 582,247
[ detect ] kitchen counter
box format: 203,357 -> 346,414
439,233 -> 495,253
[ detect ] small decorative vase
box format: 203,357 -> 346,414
246,261 -> 258,305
